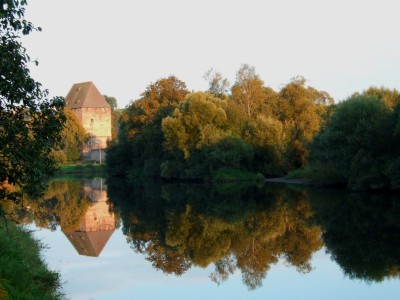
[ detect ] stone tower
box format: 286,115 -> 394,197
65,81 -> 112,162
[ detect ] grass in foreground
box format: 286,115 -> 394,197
0,218 -> 64,300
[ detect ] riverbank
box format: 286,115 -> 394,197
56,163 -> 105,175
122,166 -> 263,183
0,219 -> 64,299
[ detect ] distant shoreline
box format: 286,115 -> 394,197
56,164 -> 106,175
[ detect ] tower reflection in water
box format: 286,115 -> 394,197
62,178 -> 115,257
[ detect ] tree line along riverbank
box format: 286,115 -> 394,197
105,72 -> 400,191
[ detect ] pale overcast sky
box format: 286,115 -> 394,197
22,0 -> 400,108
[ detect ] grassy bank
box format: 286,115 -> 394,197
0,218 -> 64,300
286,168 -> 308,179
123,166 -> 264,183
212,167 -> 263,182
57,163 -> 105,175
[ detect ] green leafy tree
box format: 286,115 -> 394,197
51,109 -> 88,163
309,95 -> 394,190
103,95 -> 118,111
201,137 -> 253,174
231,64 -> 265,118
278,76 -> 333,169
162,92 -> 229,159
0,0 -> 65,199
203,68 -> 230,99
121,76 -> 188,138
161,92 -> 255,180
224,100 -> 248,136
384,101 -> 400,188
104,95 -> 119,139
242,115 -> 285,175
260,87 -> 281,118
354,86 -> 399,110
107,76 -> 188,175
0,279 -> 7,300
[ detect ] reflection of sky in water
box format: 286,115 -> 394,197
28,224 -> 400,300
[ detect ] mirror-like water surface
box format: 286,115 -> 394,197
6,177 -> 400,299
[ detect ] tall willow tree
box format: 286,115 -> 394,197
0,0 -> 65,199
278,76 -> 333,169
162,92 -> 229,159
161,92 -> 256,179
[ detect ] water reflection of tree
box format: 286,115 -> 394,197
44,180 -> 92,231
310,191 -> 400,282
0,179 -> 92,231
107,179 -> 322,289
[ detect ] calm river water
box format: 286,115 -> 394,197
18,177 -> 400,299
